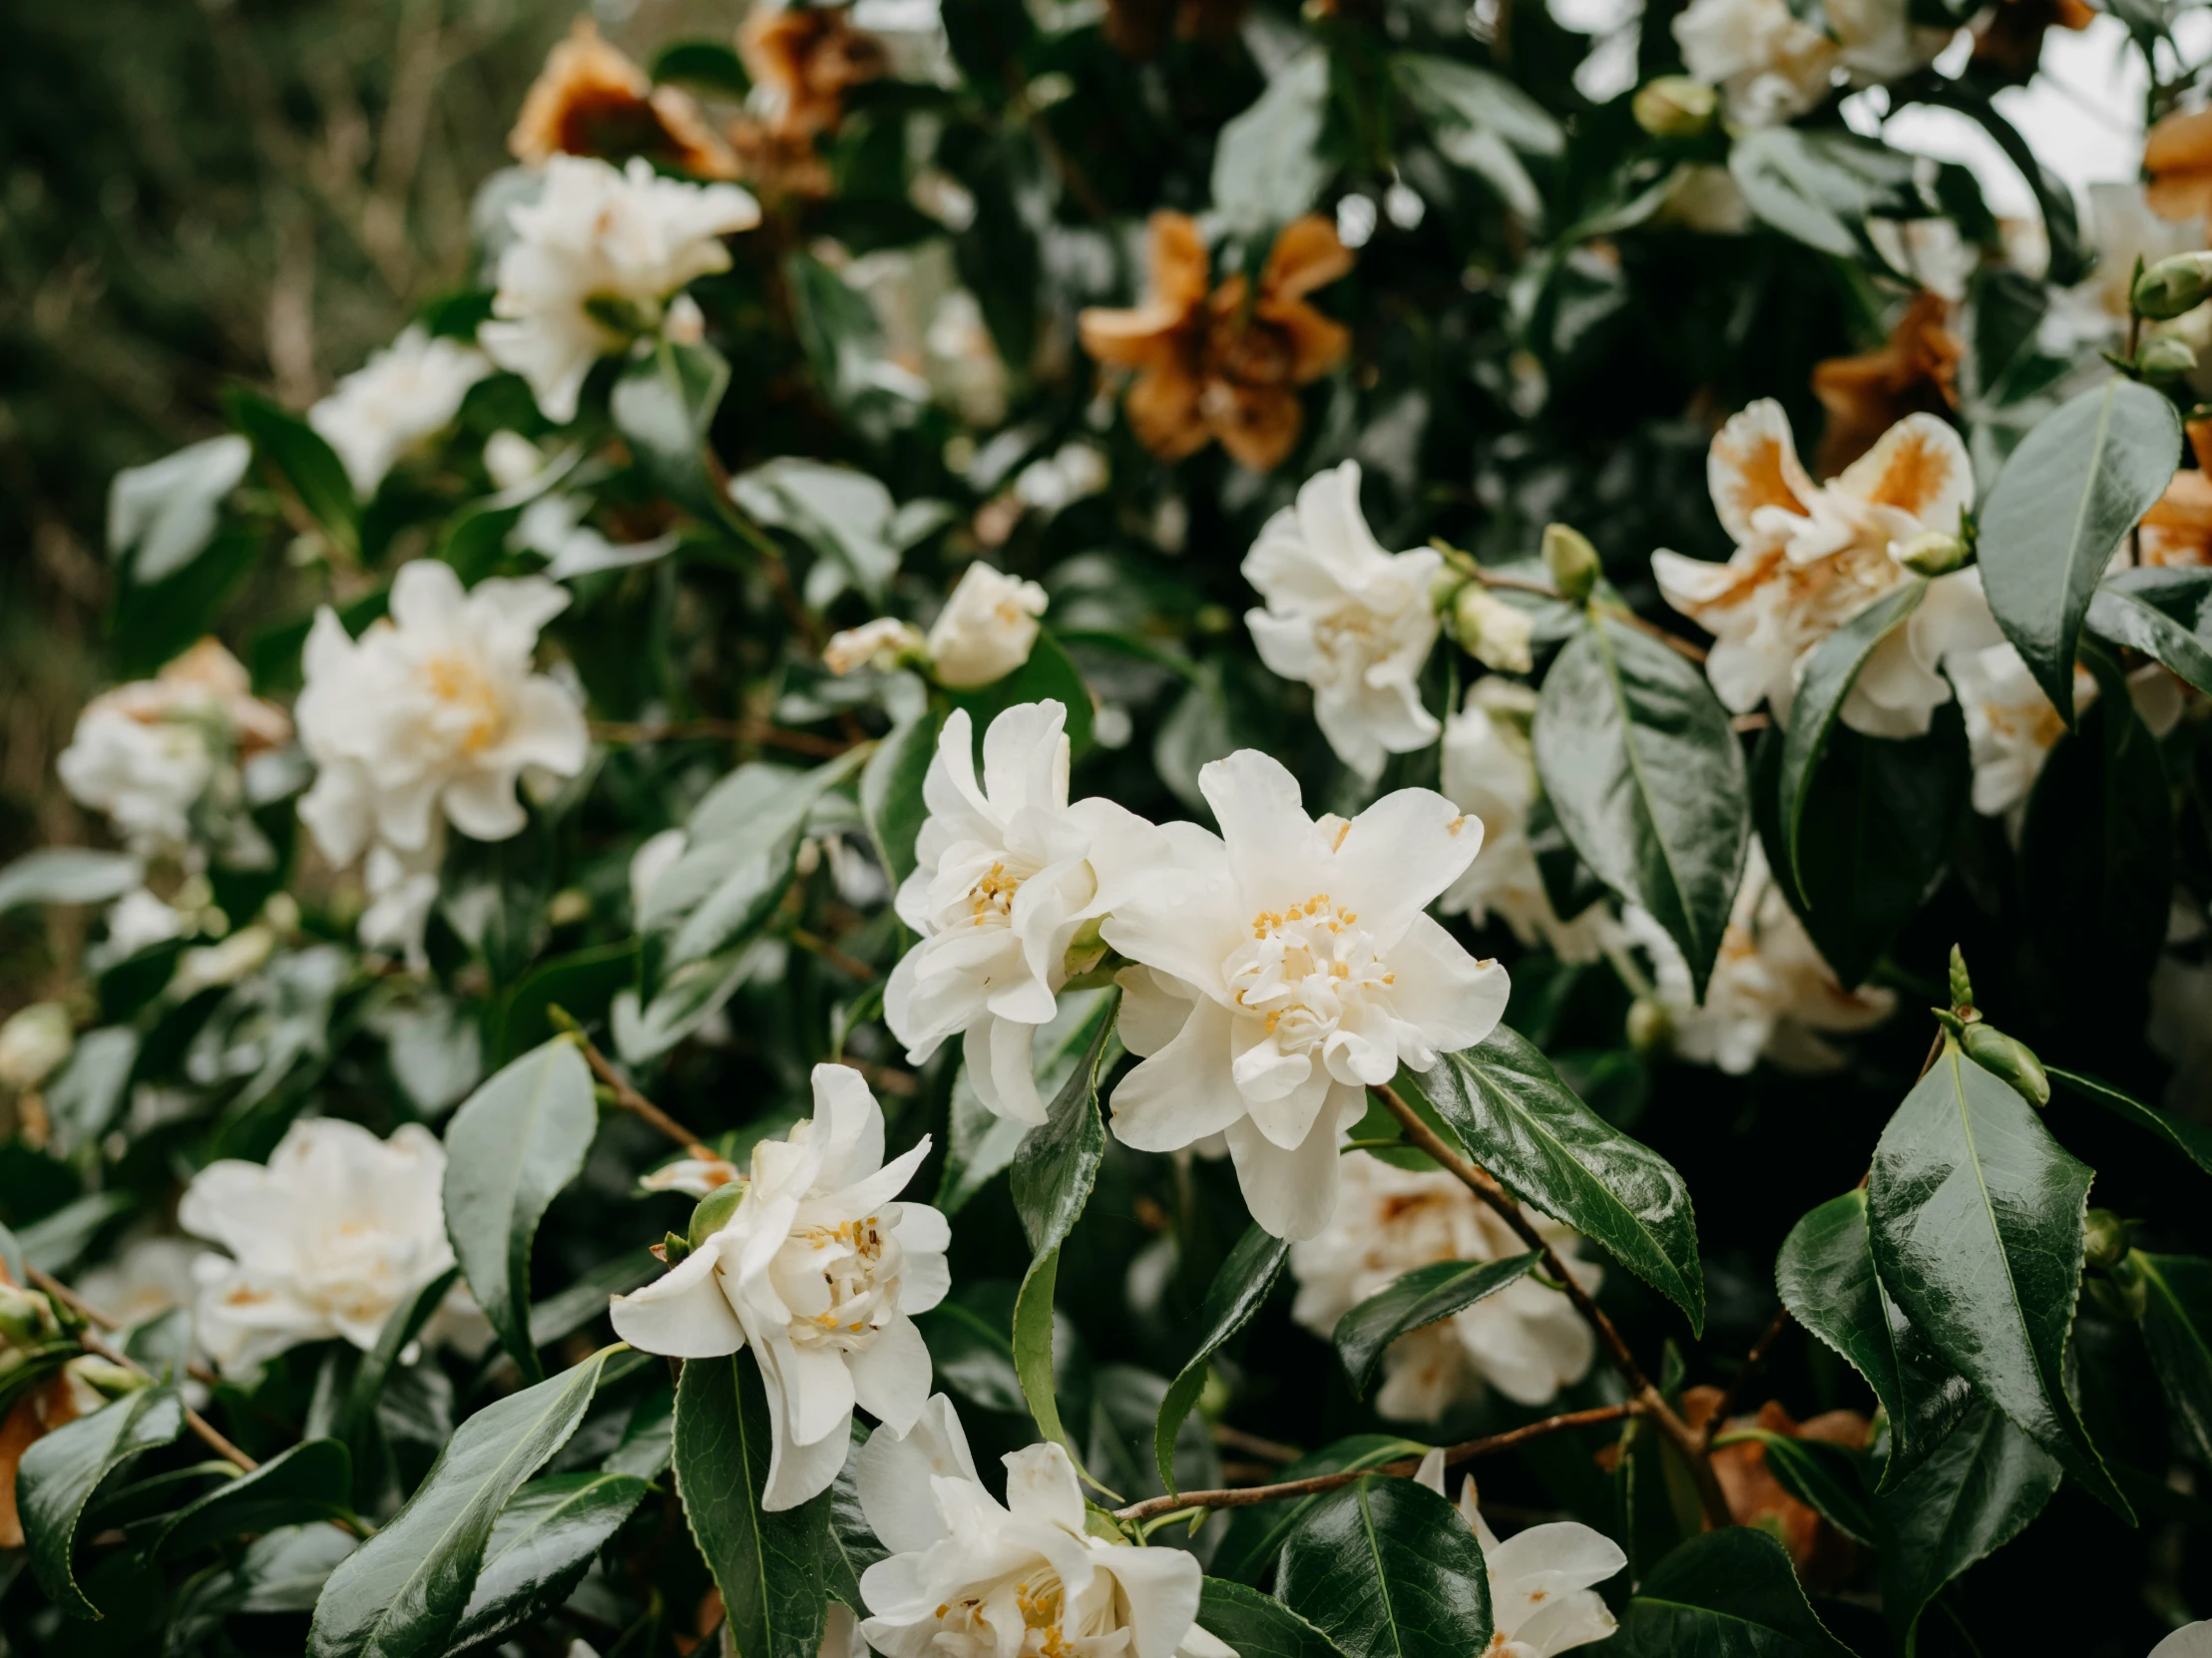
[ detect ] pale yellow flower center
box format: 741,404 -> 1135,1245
421,651 -> 508,753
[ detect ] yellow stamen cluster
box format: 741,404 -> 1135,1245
421,652 -> 508,753
970,862 -> 1021,925
1250,894 -> 1357,940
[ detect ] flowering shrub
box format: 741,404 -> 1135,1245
10,0 -> 2212,1652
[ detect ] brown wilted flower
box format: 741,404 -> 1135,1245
510,19 -> 739,180
1104,0 -> 1249,59
1684,1389 -> 1870,1591
2147,108 -> 2212,224
2139,418 -> 2212,568
1079,212 -> 1354,473
0,1371 -> 89,1549
1810,289 -> 1963,478
739,4 -> 887,140
1969,0 -> 2094,85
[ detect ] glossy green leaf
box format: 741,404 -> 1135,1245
915,1283 -> 1029,1416
1867,1036 -> 2128,1518
1728,126 -> 1916,259
1609,1525 -> 1856,1657
1775,1188 -> 1970,1491
611,337 -> 730,519
1533,610 -> 1749,997
2087,582 -> 2212,694
1211,1436 -> 1432,1586
18,1384 -> 185,1618
1333,1252 -> 1540,1400
1775,579 -> 1927,902
1871,1397 -> 2060,1641
939,990 -> 1116,1217
2049,1066 -> 2212,1180
224,387 -> 359,554
672,1351 -> 834,1658
1413,1032 -> 1705,1333
1197,1577 -> 1351,1658
860,708 -> 942,891
0,848 -> 143,916
1009,999 -> 1116,1461
306,1345 -> 619,1657
530,1253 -> 659,1350
1210,52 -> 1329,235
1156,1224 -> 1290,1491
338,1266 -> 461,1508
445,1469 -> 650,1652
492,940 -> 641,1065
236,1523 -> 360,1613
1712,1429 -> 1873,1544
442,1037 -> 598,1380
2135,1251 -> 2212,1466
157,1440 -> 354,1559
1277,1474 -> 1493,1658
1978,377 -> 2181,718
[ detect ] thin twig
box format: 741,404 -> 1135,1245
590,719 -> 858,758
1596,602 -> 1711,664
560,1024 -> 714,1158
29,1268 -> 221,1392
1113,1403 -> 1638,1524
74,1326 -> 257,1474
1212,1423 -> 1303,1466
1697,1306 -> 1794,1452
788,927 -> 878,983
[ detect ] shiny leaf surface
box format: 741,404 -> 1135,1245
1277,1475 -> 1493,1658
1332,1252 -> 1540,1400
1156,1223 -> 1290,1490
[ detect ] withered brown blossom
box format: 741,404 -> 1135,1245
1810,289 -> 1963,478
510,18 -> 739,180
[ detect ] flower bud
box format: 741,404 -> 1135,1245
2082,1208 -> 2130,1272
1947,945 -> 1973,1015
1961,1021 -> 2050,1108
1542,523 -> 1601,606
1452,588 -> 1536,674
688,1180 -> 747,1251
2139,334 -> 2200,381
1430,569 -> 1471,614
1895,529 -> 1971,577
1626,997 -> 1672,1054
61,1356 -> 149,1406
0,1284 -> 56,1348
2134,251 -> 2212,321
2090,1252 -> 2148,1322
1632,77 -> 1718,139
0,1004 -> 72,1092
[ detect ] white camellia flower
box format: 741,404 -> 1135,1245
1951,644 -> 2183,824
1652,401 -> 1999,737
1413,1451 -> 1625,1658
77,1237 -> 211,1331
1102,750 -> 1510,1240
180,1117 -> 488,1377
856,1393 -> 1234,1658
308,326 -> 493,496
1290,1150 -> 1598,1421
1438,678 -> 1609,963
59,639 -> 293,858
927,563 -> 1049,688
1625,843 -> 1893,1074
824,617 -> 927,676
1242,461 -> 1444,782
1824,0 -> 1955,84
2150,1622 -> 2212,1658
0,1005 -> 73,1092
1671,0 -> 1836,127
610,1063 -> 950,1510
885,701 -> 1159,1125
482,155 -> 760,423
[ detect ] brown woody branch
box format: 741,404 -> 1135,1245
554,1020 -> 714,1159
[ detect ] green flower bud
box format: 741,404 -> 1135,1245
2139,334 -> 2200,381
2133,251 -> 2212,321
1542,523 -> 1601,606
660,1230 -> 692,1267
0,1284 -> 57,1348
1626,997 -> 1672,1054
1948,945 -> 1974,1015
1632,77 -> 1718,139
1962,1021 -> 2050,1108
62,1356 -> 148,1404
2091,1252 -> 2148,1322
1430,569 -> 1471,614
1452,587 -> 1536,674
688,1180 -> 747,1251
2082,1209 -> 2130,1272
1895,529 -> 1971,577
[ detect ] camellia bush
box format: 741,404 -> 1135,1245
13,0 -> 2212,1650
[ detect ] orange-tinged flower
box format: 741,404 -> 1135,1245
1079,211 -> 1353,473
2139,418 -> 2212,568
0,1372 -> 86,1549
1684,1389 -> 1870,1589
738,4 -> 886,139
1810,289 -> 1963,478
2147,108 -> 2212,224
1969,0 -> 2093,84
510,19 -> 738,180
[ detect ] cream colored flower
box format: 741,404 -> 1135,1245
927,563 -> 1048,688
1414,1451 -> 1624,1658
1952,642 -> 2184,823
0,1005 -> 72,1092
1290,1150 -> 1599,1419
825,617 -> 927,676
308,326 -> 492,496
77,1237 -> 211,1331
1671,0 -> 1836,127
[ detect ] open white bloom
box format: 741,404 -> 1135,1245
59,639 -> 292,858
482,155 -> 760,423
77,1237 -> 211,1331
100,888 -> 191,962
0,1005 -> 73,1092
1823,0 -> 1953,83
857,1394 -> 1233,1658
308,326 -> 492,496
1413,1451 -> 1624,1658
1953,643 -> 2184,824
886,701 -> 1156,1123
181,1117 -> 486,1377
1438,678 -> 1608,963
359,836 -> 445,972
1671,0 -> 1836,127
1652,401 -> 1998,736
1625,844 -> 1893,1073
640,1152 -> 742,1198
928,564 -> 1048,688
610,1063 -> 949,1509
825,617 -> 927,676
1103,751 -> 1509,1240
1243,462 -> 1444,782
1291,1151 -> 1598,1420
297,560 -> 588,868
2150,1622 -> 2212,1658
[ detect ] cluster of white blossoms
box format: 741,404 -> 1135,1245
179,1116 -> 487,1378
1671,0 -> 1950,128
295,560 -> 589,965
308,326 -> 492,497
825,561 -> 1050,688
1290,1150 -> 1599,1421
1653,401 -> 2001,738
1413,1451 -> 1625,1658
483,154 -> 761,423
611,1063 -> 949,1509
58,638 -> 292,862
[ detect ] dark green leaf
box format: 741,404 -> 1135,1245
1157,1224 -> 1290,1491
860,708 -> 942,892
239,1524 -> 359,1613
1894,82 -> 2084,284
1212,1437 -> 1430,1586
1277,1475 -> 1493,1658
1712,1428 -> 1873,1544
157,1441 -> 354,1559
446,1469 -> 650,1653
306,1345 -> 618,1657
942,629 -> 1096,756
2135,1251 -> 2212,1466
915,1284 -> 1028,1416
1775,1188 -> 1969,1491
610,338 -> 730,520
1533,610 -> 1749,997
0,849 -> 142,916
492,940 -> 641,1066
1412,1032 -> 1704,1333
672,1351 -> 834,1658
1978,377 -> 2181,718
18,1384 -> 185,1618
2086,583 -> 2212,695
339,1266 -> 462,1508
1728,127 -> 1917,259
442,1037 -> 599,1380
530,1253 -> 659,1350
1197,1577 -> 1351,1658
1867,1036 -> 2128,1517
940,989 -> 1116,1218
1333,1253 -> 1540,1401
1871,1397 -> 2060,1641
1610,1525 -> 1857,1656
2050,1065 -> 2212,1180
651,38 -> 750,95
224,387 -> 359,554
